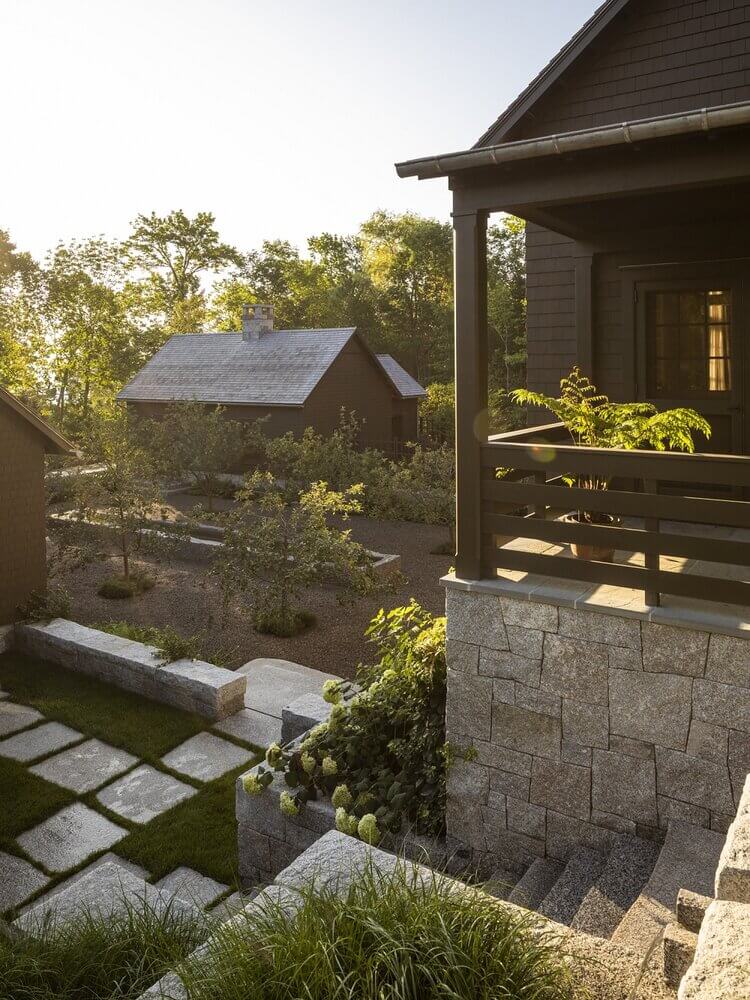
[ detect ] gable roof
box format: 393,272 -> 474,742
475,0 -> 631,147
376,355 -> 426,398
0,386 -> 74,454
117,330 -> 425,407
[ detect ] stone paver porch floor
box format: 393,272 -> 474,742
478,519 -> 750,637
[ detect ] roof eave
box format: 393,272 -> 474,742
396,101 -> 750,181
0,386 -> 75,454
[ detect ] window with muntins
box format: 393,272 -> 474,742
646,289 -> 731,398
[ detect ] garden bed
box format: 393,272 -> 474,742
52,515 -> 452,679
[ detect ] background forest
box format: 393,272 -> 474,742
0,209 -> 526,441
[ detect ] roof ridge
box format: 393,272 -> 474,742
474,0 -> 631,147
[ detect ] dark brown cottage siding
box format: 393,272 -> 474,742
0,404 -> 47,624
514,0 -> 750,400
304,338 -> 401,449
127,400 -> 306,439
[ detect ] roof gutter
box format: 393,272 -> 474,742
395,101 -> 750,180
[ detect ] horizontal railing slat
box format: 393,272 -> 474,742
481,480 -> 750,529
482,547 -> 750,607
484,512 -> 750,565
481,441 -> 750,486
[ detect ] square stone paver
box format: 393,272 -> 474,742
0,721 -> 83,762
161,732 -> 255,782
214,708 -> 282,748
0,701 -> 44,737
18,852 -> 149,915
30,738 -> 138,793
155,866 -> 228,907
17,803 -> 128,873
0,850 -> 49,913
96,764 -> 197,823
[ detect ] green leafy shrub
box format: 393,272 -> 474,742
0,894 -> 208,1000
16,586 -> 72,622
180,863 -> 579,1000
94,621 -> 204,662
98,572 -> 154,600
246,602 -> 450,841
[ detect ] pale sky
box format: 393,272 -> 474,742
1,0 -> 598,260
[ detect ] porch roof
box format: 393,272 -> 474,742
395,100 -> 750,181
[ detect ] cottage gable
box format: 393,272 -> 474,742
481,0 -> 750,145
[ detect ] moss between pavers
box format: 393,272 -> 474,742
0,651 -> 263,901
114,762 -> 260,886
0,756 -> 75,847
0,651 -> 208,760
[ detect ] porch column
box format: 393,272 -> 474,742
453,207 -> 489,579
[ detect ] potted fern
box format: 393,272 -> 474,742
511,368 -> 711,562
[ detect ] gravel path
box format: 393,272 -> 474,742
56,513 -> 452,681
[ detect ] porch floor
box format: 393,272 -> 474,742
467,519 -> 750,637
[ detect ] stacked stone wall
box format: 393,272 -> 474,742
445,586 -> 750,866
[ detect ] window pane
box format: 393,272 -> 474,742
679,293 -> 706,324
681,325 -> 706,359
651,293 -> 679,324
654,325 -> 679,357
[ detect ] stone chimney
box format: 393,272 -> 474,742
241,303 -> 274,341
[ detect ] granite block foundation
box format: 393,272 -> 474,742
444,579 -> 750,867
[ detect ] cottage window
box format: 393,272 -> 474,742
646,289 -> 731,397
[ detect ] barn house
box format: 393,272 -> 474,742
118,305 -> 425,456
0,386 -> 74,625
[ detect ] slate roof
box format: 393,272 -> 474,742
376,355 -> 426,398
117,330 -> 425,406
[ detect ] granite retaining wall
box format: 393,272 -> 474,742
444,581 -> 750,868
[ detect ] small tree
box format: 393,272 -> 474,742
74,410 -> 166,594
213,472 -> 379,636
151,401 -> 266,511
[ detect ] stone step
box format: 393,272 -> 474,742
612,821 -> 725,958
507,858 -> 565,910
482,864 -> 519,901
155,867 -> 228,909
570,835 -> 661,940
15,861 -> 201,935
537,847 -> 607,926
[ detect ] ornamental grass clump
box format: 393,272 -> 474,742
245,601 -> 451,844
0,894 -> 208,1000
179,863 -> 580,1000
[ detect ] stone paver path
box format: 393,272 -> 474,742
30,738 -> 138,793
0,850 -> 50,911
215,707 -> 282,747
161,732 -> 255,782
18,803 -> 128,873
0,701 -> 43,736
155,866 -> 228,907
0,721 -> 82,762
97,764 -> 197,823
19,852 -> 150,914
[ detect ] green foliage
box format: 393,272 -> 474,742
179,863 -> 579,1000
148,401 -> 265,511
0,895 -> 207,1000
73,409 -> 170,581
513,366 -> 712,498
213,471 -> 379,636
16,586 -> 72,622
94,621 -> 204,663
252,603 -> 450,840
97,572 -> 155,600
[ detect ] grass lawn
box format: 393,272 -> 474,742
0,651 -> 263,912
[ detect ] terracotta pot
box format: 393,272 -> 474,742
561,511 -> 619,563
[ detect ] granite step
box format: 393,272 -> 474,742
482,864 -> 520,901
570,836 -> 661,940
611,821 -> 725,959
537,847 -> 608,926
508,858 -> 565,911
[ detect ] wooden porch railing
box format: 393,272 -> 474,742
476,422 -> 750,607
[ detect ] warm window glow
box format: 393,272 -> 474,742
646,289 -> 731,397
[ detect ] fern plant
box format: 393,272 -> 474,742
511,367 -> 711,518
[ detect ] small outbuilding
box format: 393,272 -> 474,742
118,305 -> 425,456
0,386 -> 74,625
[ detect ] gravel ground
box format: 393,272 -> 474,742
56,505 -> 453,681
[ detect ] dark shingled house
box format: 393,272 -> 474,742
0,386 -> 73,625
118,304 -> 425,455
